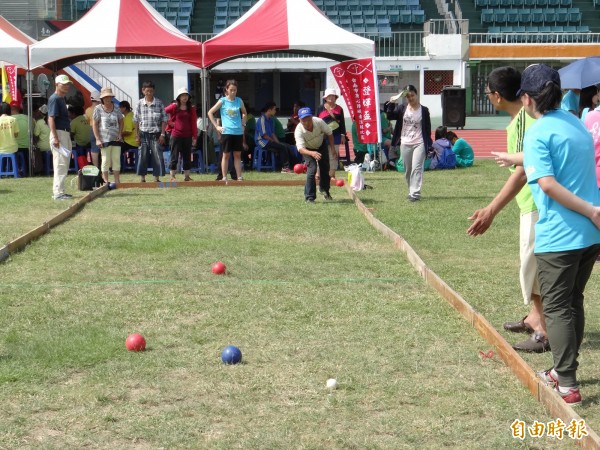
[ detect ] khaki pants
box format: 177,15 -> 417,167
50,130 -> 72,197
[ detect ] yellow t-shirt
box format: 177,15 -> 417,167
34,119 -> 51,151
122,111 -> 137,147
70,115 -> 91,147
0,115 -> 19,153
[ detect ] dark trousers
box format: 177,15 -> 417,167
169,136 -> 192,171
264,141 -> 291,169
303,142 -> 330,200
536,243 -> 600,387
137,132 -> 164,177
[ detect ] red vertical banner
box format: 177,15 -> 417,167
5,65 -> 18,104
330,57 -> 381,144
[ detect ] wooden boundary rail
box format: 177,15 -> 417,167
346,184 -> 600,449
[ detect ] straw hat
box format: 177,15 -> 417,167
100,87 -> 115,99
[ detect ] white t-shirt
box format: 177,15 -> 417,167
400,106 -> 423,146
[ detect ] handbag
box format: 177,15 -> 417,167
78,165 -> 102,191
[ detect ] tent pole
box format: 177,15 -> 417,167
27,70 -> 33,177
201,67 -> 208,171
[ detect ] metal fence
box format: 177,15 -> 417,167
188,32 -> 427,58
469,32 -> 600,44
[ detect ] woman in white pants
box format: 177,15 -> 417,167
384,85 -> 432,202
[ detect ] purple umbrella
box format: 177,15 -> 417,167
558,57 -> 600,89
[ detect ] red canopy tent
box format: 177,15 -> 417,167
202,0 -> 374,68
29,0 -> 202,70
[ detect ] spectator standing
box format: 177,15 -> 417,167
468,66 -> 548,353
294,107 -> 335,203
134,80 -> 168,183
518,64 -> 600,406
208,79 -> 247,182
93,87 -> 123,185
317,88 -> 347,179
384,84 -> 432,202
47,74 -> 73,200
165,87 -> 198,182
583,103 -> 600,189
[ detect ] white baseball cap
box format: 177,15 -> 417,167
55,74 -> 72,85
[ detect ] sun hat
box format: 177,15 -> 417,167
323,88 -> 338,99
516,64 -> 561,97
90,90 -> 101,102
176,87 -> 190,100
9,100 -> 21,109
39,104 -> 48,114
298,107 -> 313,119
100,87 -> 115,99
55,74 -> 72,85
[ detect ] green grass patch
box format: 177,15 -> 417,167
0,164 -> 590,448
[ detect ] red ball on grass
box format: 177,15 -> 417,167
125,333 -> 146,352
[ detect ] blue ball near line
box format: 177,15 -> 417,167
108,182 -> 116,190
221,345 -> 242,364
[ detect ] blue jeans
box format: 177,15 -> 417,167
303,142 -> 330,200
137,132 -> 164,177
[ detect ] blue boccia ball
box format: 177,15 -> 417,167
221,345 -> 242,364
108,182 -> 117,190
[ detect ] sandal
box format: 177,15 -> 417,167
184,176 -> 193,181
237,176 -> 244,181
170,177 -> 177,182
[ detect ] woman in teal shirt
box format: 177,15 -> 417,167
446,131 -> 473,167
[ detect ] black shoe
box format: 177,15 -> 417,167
322,191 -> 332,201
306,198 -> 315,204
408,195 -> 419,202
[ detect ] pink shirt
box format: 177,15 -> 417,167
583,109 -> 600,188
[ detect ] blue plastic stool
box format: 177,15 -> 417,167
0,153 -> 21,178
253,146 -> 276,171
121,149 -> 137,172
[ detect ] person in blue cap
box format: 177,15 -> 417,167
518,63 -> 600,406
293,107 -> 336,203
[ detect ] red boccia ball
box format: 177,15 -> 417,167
293,163 -> 305,175
336,179 -> 345,187
125,333 -> 146,352
212,261 -> 226,275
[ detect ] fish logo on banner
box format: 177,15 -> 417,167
330,57 -> 381,144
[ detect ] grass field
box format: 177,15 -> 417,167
0,162 -> 596,449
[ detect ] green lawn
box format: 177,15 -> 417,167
0,163 -> 594,448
